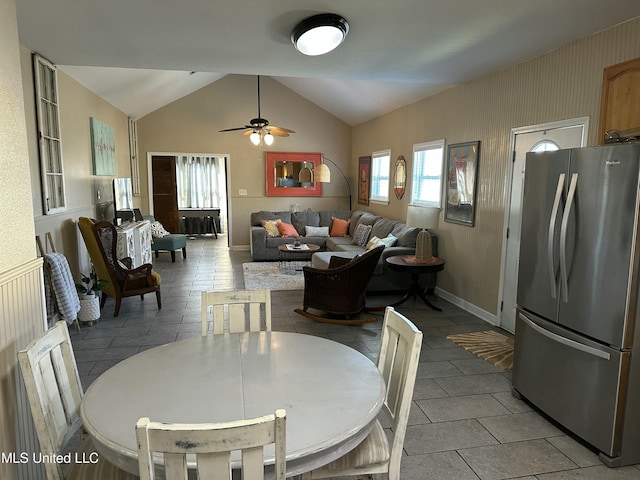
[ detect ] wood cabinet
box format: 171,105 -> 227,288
598,57 -> 640,144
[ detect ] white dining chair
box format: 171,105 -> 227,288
136,409 -> 286,480
301,306 -> 423,480
201,289 -> 272,335
17,321 -> 136,480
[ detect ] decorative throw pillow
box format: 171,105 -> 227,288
330,217 -> 350,237
276,221 -> 300,238
352,223 -> 372,246
150,221 -> 170,238
379,233 -> 398,248
261,219 -> 281,237
305,225 -> 330,237
365,236 -> 380,250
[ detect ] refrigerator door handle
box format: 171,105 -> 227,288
559,173 -> 578,303
518,313 -> 611,360
548,174 -> 566,299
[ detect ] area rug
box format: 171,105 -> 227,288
242,262 -> 308,291
446,330 -> 514,371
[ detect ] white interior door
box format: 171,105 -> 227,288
499,119 -> 587,333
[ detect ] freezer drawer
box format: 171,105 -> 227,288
513,310 -> 627,457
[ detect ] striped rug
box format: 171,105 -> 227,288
447,330 -> 514,371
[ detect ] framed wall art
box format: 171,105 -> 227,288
90,117 -> 116,176
445,141 -> 480,226
358,155 -> 371,206
265,151 -> 323,197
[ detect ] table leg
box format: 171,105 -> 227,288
368,273 -> 442,312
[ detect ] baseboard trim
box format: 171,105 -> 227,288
435,287 -> 498,326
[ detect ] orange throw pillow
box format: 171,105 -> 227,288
330,217 -> 350,237
277,221 -> 299,238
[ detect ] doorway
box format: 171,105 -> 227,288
148,153 -> 230,245
498,117 -> 588,333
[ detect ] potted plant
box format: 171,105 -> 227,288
76,272 -> 107,324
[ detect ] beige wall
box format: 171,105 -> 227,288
353,17 -> 640,317
22,52 -> 133,275
136,74 -> 352,247
1,0 -> 43,478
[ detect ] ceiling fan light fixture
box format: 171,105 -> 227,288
250,131 -> 261,145
292,13 -> 349,56
263,132 -> 274,145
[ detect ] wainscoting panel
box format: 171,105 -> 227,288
0,258 -> 47,480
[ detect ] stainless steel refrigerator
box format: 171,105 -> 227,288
513,144 -> 640,467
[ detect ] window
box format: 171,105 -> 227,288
176,155 -> 227,209
410,140 -> 445,208
33,54 -> 66,214
370,150 -> 391,203
531,140 -> 560,152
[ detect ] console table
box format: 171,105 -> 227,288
116,221 -> 152,268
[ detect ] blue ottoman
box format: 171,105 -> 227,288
152,234 -> 187,262
144,215 -> 187,262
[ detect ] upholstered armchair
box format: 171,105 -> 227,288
78,217 -> 161,317
294,246 -> 384,324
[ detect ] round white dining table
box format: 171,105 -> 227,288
80,331 -> 386,477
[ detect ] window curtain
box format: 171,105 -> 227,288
176,156 -> 227,230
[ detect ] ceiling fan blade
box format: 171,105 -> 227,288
269,126 -> 296,134
219,126 -> 251,132
269,130 -> 290,137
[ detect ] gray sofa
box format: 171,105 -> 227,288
249,209 -> 438,292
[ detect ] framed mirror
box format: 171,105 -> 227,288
394,155 -> 407,199
266,152 -> 323,196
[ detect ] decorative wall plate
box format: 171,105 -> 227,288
394,155 -> 407,199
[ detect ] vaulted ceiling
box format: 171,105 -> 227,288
15,0 -> 640,125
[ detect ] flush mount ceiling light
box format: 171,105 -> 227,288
291,13 -> 350,56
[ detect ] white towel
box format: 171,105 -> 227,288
44,253 -> 80,326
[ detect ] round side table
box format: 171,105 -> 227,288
385,255 -> 445,311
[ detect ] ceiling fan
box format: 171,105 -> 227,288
219,76 -> 295,145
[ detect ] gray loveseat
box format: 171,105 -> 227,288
249,209 -> 438,292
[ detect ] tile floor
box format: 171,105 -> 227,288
70,236 -> 640,479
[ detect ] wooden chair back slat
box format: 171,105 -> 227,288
201,289 -> 271,335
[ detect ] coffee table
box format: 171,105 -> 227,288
278,243 -> 320,274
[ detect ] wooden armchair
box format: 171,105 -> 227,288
294,246 -> 384,325
78,217 -> 161,317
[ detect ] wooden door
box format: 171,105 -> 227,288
151,156 -> 179,233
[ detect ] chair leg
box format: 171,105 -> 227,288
182,247 -> 187,259
100,294 -> 107,309
113,297 -> 122,317
170,251 -> 176,262
155,289 -> 162,309
155,251 -> 159,258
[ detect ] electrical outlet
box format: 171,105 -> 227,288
239,189 -> 248,196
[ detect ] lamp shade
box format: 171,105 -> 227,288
291,14 -> 349,56
406,206 -> 440,263
314,163 -> 331,182
406,205 -> 440,229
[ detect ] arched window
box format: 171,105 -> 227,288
530,140 -> 560,152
